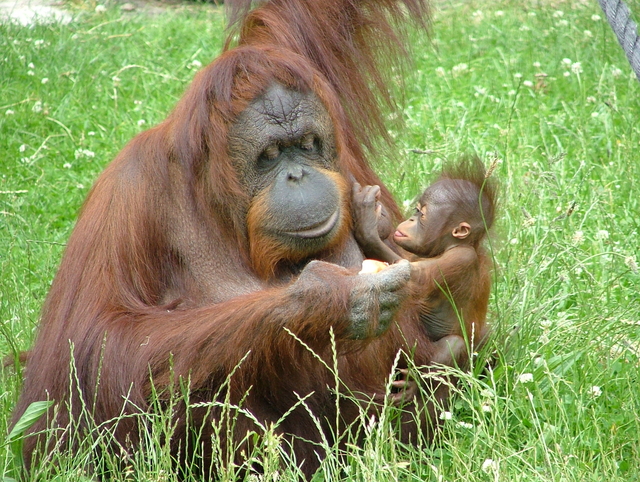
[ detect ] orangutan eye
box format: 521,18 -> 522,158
300,133 -> 318,152
261,144 -> 281,161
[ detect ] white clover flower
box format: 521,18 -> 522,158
452,63 -> 469,75
439,411 -> 453,420
563,71 -> 571,77
88,131 -> 96,136
595,229 -> 609,240
495,10 -> 504,17
557,19 -> 569,27
435,66 -> 446,77
586,96 -> 596,103
34,39 -> 44,46
19,144 -> 27,153
514,72 -> 523,79
572,230 -> 584,244
27,70 -> 35,76
5,109 -> 14,115
41,78 -> 49,84
591,14 -> 601,21
625,256 -> 638,274
137,119 -> 146,126
95,4 -> 107,13
523,80 -> 534,88
28,62 -> 35,69
77,183 -> 85,189
571,62 -> 583,74
562,58 -> 572,66
533,61 -> 541,68
518,373 -> 534,384
190,59 -> 202,68
509,238 -> 518,245
63,162 -> 72,169
74,149 -> 95,159
480,388 -> 495,398
32,101 -> 42,113
481,402 -> 492,412
589,385 -> 602,398
458,421 -> 473,429
482,459 -> 497,473
612,67 -> 623,78
591,112 -> 599,118
584,30 -> 593,38
552,10 -> 564,18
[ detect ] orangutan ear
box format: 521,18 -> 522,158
452,222 -> 471,239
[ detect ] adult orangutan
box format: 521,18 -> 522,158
9,0 -> 473,478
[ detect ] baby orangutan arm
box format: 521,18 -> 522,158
409,245 -> 479,293
352,182 -> 403,263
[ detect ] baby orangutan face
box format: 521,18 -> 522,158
394,182 -> 471,258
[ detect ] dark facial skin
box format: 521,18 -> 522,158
394,181 -> 471,258
228,84 -> 344,252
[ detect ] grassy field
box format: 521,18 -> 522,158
1,0 -> 639,480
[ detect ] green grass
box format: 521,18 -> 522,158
1,0 -> 640,480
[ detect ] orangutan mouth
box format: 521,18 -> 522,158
285,209 -> 340,239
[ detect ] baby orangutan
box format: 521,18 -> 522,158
353,157 -> 496,368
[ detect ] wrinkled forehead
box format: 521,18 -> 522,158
229,83 -> 334,145
245,83 -> 328,125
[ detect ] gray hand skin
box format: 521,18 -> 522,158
348,259 -> 411,339
291,259 -> 411,340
